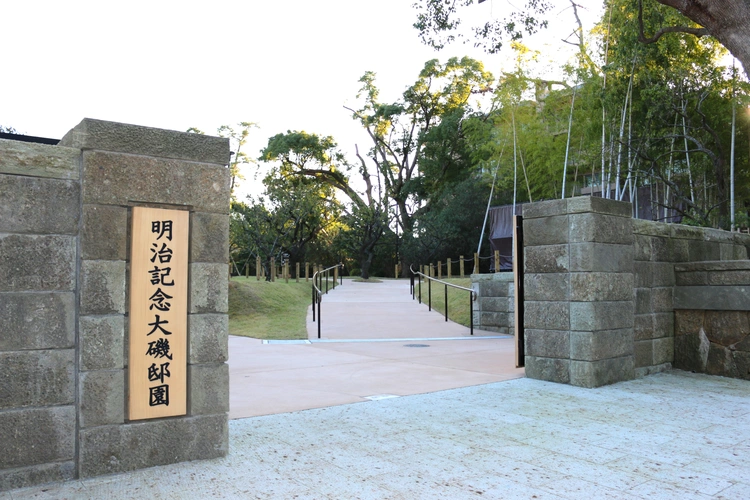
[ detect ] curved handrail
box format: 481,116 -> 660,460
311,263 -> 343,338
410,264 -> 476,335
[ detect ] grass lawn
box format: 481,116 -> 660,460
416,278 -> 474,327
228,277 -> 313,340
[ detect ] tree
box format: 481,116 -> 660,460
401,177 -> 492,265
230,200 -> 284,280
592,0 -> 750,228
413,0 -> 553,54
332,204 -> 389,279
413,0 -> 750,78
260,131 -> 387,278
348,57 -> 494,271
230,173 -> 340,279
263,171 -> 340,265
188,122 -> 258,196
412,1 -> 750,229
645,0 -> 750,78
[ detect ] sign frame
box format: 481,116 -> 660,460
128,206 -> 189,420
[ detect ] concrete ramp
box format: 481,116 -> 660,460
229,278 -> 524,419
308,278 -> 491,340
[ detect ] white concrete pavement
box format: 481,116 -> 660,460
9,371 -> 750,499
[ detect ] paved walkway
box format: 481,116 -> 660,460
7,279 -> 750,498
308,278 -> 484,340
9,372 -> 750,499
231,279 -> 523,418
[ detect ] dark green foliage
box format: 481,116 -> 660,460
402,177 -> 493,266
230,172 -> 340,279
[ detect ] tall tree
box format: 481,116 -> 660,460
646,0 -> 750,77
413,0 -> 750,78
598,0 -> 750,227
259,131 -> 387,278
230,173 -> 339,279
348,57 -> 494,241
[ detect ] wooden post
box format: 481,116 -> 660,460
245,262 -> 249,278
438,261 -> 442,279
271,257 -> 276,282
296,262 -> 300,283
473,253 -> 479,275
395,264 -> 399,279
305,262 -> 309,282
284,262 -> 289,283
256,256 -> 261,281
494,250 -> 500,273
334,264 -> 339,285
447,258 -> 452,279
429,263 -> 434,278
460,257 -> 465,278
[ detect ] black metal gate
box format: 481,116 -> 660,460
513,215 -> 525,368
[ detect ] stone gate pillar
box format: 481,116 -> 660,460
1,119 -> 232,490
61,119 -> 231,477
523,197 -> 635,387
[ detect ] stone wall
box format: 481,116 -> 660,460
0,140 -> 80,489
471,273 -> 514,334
0,119 -> 231,491
522,197 -> 635,388
632,221 -> 749,378
673,261 -> 750,379
521,196 -> 750,388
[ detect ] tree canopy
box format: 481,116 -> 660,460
413,0 -> 750,78
229,0 -> 750,278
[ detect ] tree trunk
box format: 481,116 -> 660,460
263,261 -> 272,282
360,252 -> 374,280
656,0 -> 750,77
714,156 -> 729,227
400,255 -> 410,278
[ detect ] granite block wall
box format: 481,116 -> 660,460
674,261 -> 750,379
0,139 -> 80,489
522,197 -> 635,388
632,221 -> 750,377
471,273 -> 514,334
0,119 -> 231,491
518,196 -> 750,388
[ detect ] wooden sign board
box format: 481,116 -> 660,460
129,207 -> 189,420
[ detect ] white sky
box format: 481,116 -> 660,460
2,0 -> 603,199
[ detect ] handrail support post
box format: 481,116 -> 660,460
444,284 -> 448,322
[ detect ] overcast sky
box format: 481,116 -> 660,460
2,0 -> 603,198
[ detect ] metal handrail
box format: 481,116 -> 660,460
311,263 -> 343,339
410,264 -> 477,335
